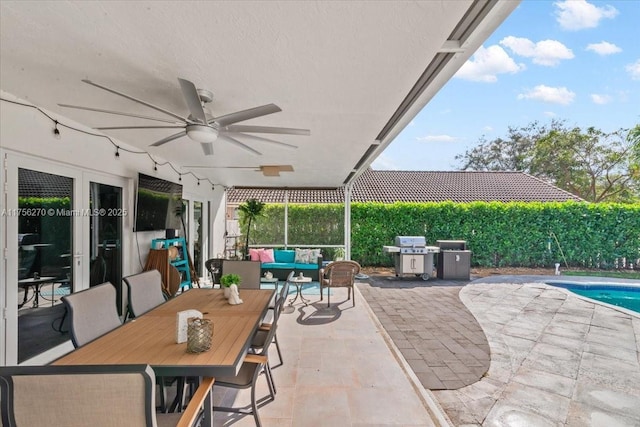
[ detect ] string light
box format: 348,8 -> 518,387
1,97 -> 218,190
53,120 -> 61,139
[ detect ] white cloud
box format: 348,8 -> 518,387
586,41 -> 622,55
455,45 -> 525,83
370,154 -> 398,170
416,135 -> 458,142
517,85 -> 576,105
554,0 -> 618,31
590,93 -> 612,104
500,36 -> 574,66
483,126 -> 493,132
543,111 -> 557,117
626,59 -> 640,80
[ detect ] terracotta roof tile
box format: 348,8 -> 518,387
227,169 -> 584,204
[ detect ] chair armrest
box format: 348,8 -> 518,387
176,376 -> 215,427
244,354 -> 268,364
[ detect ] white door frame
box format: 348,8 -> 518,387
1,151 -> 131,365
2,152 -> 83,365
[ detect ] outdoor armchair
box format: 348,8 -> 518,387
319,260 -> 361,307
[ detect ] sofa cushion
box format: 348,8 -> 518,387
249,248 -> 263,261
294,248 -> 310,264
309,248 -> 322,264
274,250 -> 295,263
261,262 -> 317,271
259,248 -> 275,263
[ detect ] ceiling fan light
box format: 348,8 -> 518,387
186,125 -> 218,143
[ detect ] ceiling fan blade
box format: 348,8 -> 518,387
150,130 -> 187,147
201,142 -> 214,156
213,104 -> 282,127
58,104 -> 183,124
82,79 -> 187,122
219,134 -> 262,155
224,125 -> 310,136
225,132 -> 297,149
178,78 -> 207,124
96,125 -> 185,130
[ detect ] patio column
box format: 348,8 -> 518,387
344,183 -> 352,260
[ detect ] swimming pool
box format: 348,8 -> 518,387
549,283 -> 640,314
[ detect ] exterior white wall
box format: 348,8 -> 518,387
0,90 -> 226,276
1,91 -> 229,365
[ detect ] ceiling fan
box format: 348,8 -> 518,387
59,78 -> 310,156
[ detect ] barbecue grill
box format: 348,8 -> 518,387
382,236 -> 440,280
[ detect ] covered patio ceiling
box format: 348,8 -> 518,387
0,1 -> 518,188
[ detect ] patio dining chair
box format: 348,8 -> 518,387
123,269 -> 167,320
251,281 -> 290,367
0,364 -> 214,427
319,260 -> 361,307
61,281 -> 122,348
212,295 -> 283,426
123,269 -> 196,414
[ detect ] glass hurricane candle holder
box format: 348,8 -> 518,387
186,317 -> 213,353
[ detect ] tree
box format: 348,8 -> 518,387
455,120 -> 563,171
238,198 -> 265,259
455,121 -> 640,203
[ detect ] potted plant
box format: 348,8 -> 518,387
220,273 -> 241,298
238,198 -> 265,260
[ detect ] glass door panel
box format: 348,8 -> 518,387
194,201 -> 203,277
89,182 -> 123,314
17,168 -> 73,363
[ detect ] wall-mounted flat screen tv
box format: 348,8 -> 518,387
134,173 -> 183,232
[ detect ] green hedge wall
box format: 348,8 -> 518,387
252,201 -> 640,269
250,204 -> 344,247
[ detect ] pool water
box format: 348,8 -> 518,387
551,283 -> 640,313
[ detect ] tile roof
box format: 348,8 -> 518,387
18,169 -> 72,198
227,169 -> 584,204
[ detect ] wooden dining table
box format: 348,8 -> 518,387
53,287 -> 275,426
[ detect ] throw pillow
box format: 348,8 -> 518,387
259,248 -> 275,263
294,248 -> 311,264
309,248 -> 322,264
249,248 -> 263,261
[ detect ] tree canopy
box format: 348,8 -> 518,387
455,120 -> 640,203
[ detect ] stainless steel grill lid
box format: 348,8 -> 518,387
394,236 -> 426,247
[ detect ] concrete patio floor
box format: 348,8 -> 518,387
210,286 -> 444,426
203,275 -> 640,426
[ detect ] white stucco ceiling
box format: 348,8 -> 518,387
0,1 -> 518,188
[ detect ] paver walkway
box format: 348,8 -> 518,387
359,276 -> 490,390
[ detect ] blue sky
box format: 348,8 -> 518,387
372,0 -> 640,171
